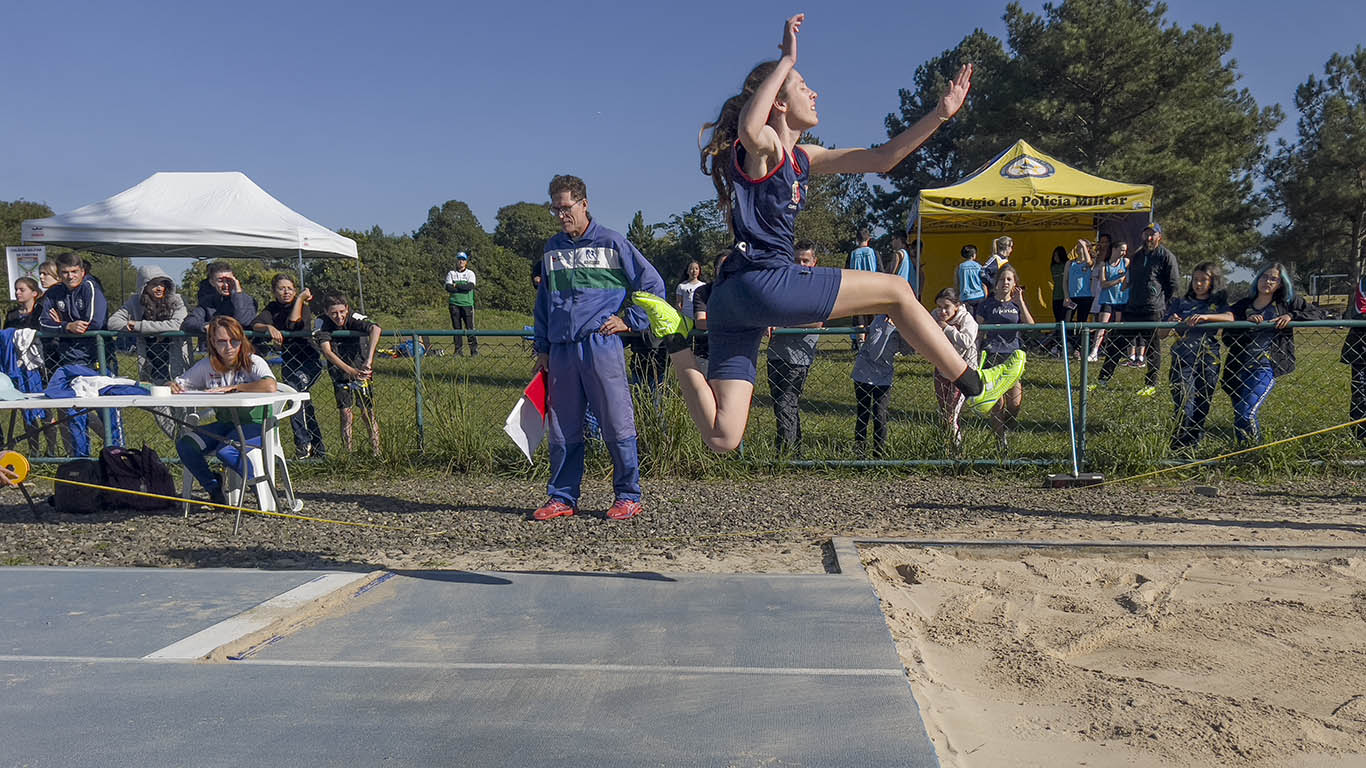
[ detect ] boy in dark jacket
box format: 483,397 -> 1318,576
181,261 -> 258,333
316,294 -> 382,455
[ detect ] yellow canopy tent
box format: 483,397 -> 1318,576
909,140 -> 1154,320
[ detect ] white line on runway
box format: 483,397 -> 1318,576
141,573 -> 369,660
0,654 -> 902,677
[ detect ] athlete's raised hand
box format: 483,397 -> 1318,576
935,63 -> 974,122
779,13 -> 803,62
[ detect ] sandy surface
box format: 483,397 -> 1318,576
4,471 -> 1366,765
863,544 -> 1366,768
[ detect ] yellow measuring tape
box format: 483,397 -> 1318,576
20,472 -> 422,532
0,450 -> 31,484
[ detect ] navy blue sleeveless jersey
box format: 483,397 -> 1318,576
723,141 -> 809,276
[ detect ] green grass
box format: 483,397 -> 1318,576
56,325 -> 1366,483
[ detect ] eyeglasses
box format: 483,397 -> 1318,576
212,337 -> 242,347
550,199 -> 584,217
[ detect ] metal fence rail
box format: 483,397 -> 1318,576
13,321 -> 1366,474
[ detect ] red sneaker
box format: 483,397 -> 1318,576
533,500 -> 576,521
606,499 -> 643,520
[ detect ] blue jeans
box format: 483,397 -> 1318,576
1169,353 -> 1219,449
176,421 -> 263,494
1229,365 -> 1274,445
281,356 -> 327,456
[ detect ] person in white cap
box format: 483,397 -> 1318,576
444,252 -> 478,356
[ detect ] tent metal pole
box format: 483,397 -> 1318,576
915,208 -> 923,300
355,258 -> 365,314
296,249 -> 304,290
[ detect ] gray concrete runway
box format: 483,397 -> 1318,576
0,566 -> 939,767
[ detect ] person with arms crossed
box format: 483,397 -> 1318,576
444,252 -> 478,357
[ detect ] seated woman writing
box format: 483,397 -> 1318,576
173,316 -> 277,506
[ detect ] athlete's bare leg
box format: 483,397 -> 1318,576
830,269 -> 969,380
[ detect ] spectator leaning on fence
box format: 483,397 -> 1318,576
532,174 -> 666,523
956,244 -> 986,315
317,294 -> 382,456
39,252 -> 114,457
1161,262 -> 1233,452
1340,275 -> 1366,443
182,261 -> 259,334
1221,262 -> 1327,446
444,251 -> 478,357
253,274 -> 327,460
107,265 -> 190,385
766,242 -> 822,457
932,287 -> 978,454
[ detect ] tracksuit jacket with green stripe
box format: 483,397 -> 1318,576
533,219 -> 664,351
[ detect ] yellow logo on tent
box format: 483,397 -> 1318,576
1001,155 -> 1055,179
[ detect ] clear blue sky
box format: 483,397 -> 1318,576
3,0 -> 1360,253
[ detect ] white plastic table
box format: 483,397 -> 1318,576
0,391 -> 308,526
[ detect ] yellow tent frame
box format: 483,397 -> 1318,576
909,140 -> 1154,319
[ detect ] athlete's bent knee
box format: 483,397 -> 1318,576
704,433 -> 742,453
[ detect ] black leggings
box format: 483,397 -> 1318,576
854,382 -> 891,456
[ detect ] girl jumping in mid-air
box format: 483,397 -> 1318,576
633,13 -> 1023,452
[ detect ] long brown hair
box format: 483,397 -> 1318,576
206,315 -> 255,374
700,60 -> 780,231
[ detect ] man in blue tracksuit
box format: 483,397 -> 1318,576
532,174 -> 666,522
39,252 -> 111,456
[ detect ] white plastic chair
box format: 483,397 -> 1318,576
219,383 -> 304,514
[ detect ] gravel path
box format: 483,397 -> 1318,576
3,471 -> 1365,573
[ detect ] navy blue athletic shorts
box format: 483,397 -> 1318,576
706,263 -> 842,383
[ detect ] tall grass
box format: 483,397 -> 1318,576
54,324 -> 1366,485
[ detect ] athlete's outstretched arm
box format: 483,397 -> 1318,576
804,63 -> 973,176
737,14 -> 803,166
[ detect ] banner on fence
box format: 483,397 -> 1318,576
504,371 -> 547,463
5,246 -> 46,299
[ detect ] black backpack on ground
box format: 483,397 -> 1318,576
52,459 -> 104,515
98,445 -> 177,512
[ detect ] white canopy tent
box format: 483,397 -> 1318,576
21,171 -> 359,304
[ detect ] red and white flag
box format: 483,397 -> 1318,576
504,371 -> 548,463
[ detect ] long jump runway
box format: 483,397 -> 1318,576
0,565 -> 938,767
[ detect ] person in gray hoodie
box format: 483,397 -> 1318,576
107,265 -> 191,384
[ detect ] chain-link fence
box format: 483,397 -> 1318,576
13,321 -> 1366,475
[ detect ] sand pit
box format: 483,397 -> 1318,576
863,544 -> 1366,768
